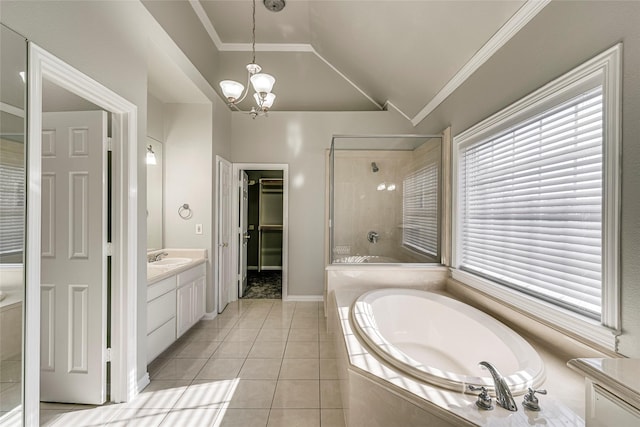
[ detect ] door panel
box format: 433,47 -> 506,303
217,158 -> 232,312
40,111 -> 107,405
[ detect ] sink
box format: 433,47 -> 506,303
151,257 -> 192,266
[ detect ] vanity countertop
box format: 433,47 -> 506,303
567,357 -> 640,409
147,249 -> 207,285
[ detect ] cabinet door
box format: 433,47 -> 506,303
176,284 -> 193,338
193,277 -> 206,322
588,383 -> 640,427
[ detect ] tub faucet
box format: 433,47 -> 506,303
367,231 -> 379,244
479,361 -> 518,412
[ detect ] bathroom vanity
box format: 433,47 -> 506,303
568,358 -> 640,426
146,249 -> 207,363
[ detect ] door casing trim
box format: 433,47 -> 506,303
230,163 -> 289,301
26,43 -> 138,426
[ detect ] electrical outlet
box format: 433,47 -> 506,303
195,223 -> 203,235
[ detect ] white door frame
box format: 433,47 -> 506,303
215,155 -> 233,313
230,163 -> 289,301
26,43 -> 138,425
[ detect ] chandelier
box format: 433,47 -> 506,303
219,0 -> 280,119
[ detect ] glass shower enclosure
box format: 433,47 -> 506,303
329,135 -> 442,264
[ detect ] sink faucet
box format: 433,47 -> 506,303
479,361 -> 518,412
149,252 -> 169,262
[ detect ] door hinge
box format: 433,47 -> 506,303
107,137 -> 113,152
106,242 -> 113,256
106,347 -> 112,362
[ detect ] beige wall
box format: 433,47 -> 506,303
231,111 -> 415,297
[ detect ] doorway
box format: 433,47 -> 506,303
242,170 -> 284,299
232,164 -> 288,301
25,43 -> 138,421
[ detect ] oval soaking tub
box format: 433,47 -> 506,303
350,288 -> 545,395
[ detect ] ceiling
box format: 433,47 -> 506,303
148,0 -> 543,124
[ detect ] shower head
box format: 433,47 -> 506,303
371,162 -> 379,173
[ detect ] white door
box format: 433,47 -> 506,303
238,172 -> 249,298
217,158 -> 232,312
40,111 -> 108,404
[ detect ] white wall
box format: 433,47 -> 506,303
147,93 -> 164,142
231,110 -> 415,297
1,0 -> 153,384
163,103 -> 214,311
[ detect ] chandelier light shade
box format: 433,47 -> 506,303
219,0 -> 281,118
254,92 -> 276,109
250,73 -> 276,95
220,80 -> 245,102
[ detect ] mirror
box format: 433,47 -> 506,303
0,23 -> 26,423
146,137 -> 163,250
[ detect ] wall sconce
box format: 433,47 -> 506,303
146,145 -> 157,165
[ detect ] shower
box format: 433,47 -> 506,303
329,134 -> 443,264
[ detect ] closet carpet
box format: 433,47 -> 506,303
242,271 -> 282,299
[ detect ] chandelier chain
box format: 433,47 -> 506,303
252,0 -> 256,65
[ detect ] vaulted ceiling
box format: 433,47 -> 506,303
148,0 -> 548,125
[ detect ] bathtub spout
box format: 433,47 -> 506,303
479,361 -> 517,412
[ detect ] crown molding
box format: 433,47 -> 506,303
410,0 -> 552,126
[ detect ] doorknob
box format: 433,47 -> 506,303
243,233 -> 250,240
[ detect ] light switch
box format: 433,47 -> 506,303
195,223 -> 203,234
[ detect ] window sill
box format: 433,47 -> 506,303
450,269 -> 619,353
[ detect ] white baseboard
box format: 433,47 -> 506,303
137,372 -> 150,393
202,311 -> 217,320
284,295 -> 323,302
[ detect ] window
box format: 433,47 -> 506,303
403,162 -> 439,257
453,45 -> 620,348
0,137 -> 25,259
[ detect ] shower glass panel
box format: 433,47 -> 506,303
329,135 -> 442,264
0,24 -> 27,424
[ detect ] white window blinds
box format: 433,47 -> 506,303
403,163 -> 439,256
459,86 -> 603,319
0,138 -> 25,256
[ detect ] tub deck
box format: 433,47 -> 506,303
330,287 -> 586,427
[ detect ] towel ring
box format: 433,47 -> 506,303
178,203 -> 192,219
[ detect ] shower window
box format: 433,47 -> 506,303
402,162 -> 439,257
0,137 -> 25,258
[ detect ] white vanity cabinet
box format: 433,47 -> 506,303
146,276 -> 177,363
147,260 -> 207,363
176,263 -> 206,338
586,379 -> 640,426
568,358 -> 640,427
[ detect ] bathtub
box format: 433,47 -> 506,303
350,288 -> 545,395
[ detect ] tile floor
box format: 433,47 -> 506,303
38,300 -> 345,427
